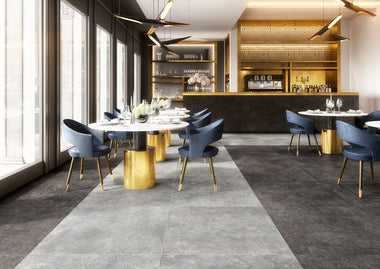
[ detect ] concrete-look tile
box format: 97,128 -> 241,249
16,254 -> 161,269
160,254 -> 301,269
162,207 -> 291,255
31,206 -> 169,255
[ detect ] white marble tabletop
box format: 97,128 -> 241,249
89,120 -> 189,132
299,110 -> 368,117
365,121 -> 380,129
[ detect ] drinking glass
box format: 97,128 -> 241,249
121,103 -> 130,125
336,98 -> 343,112
328,99 -> 335,111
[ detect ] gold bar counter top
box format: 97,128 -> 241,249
182,92 -> 360,133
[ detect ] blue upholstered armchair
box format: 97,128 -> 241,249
62,119 -> 113,192
336,120 -> 380,198
354,110 -> 380,134
286,110 -> 321,156
104,112 -> 133,157
178,119 -> 224,192
188,108 -> 209,122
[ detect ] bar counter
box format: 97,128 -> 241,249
183,92 -> 360,132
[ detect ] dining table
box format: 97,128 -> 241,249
299,109 -> 368,154
89,118 -> 189,190
365,121 -> 380,130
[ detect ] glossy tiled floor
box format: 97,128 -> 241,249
15,134 -> 301,268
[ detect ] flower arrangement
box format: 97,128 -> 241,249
187,73 -> 210,91
133,103 -> 151,123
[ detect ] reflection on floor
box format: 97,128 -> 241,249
14,134 -> 301,268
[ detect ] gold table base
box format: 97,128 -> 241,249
124,146 -> 156,189
147,133 -> 166,162
161,130 -> 171,147
321,129 -> 343,154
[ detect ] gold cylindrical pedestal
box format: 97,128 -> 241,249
321,129 -> 343,154
147,133 -> 166,162
124,146 -> 156,189
161,130 -> 171,147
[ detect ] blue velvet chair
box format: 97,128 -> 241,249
62,119 -> 113,192
286,110 -> 321,156
336,120 -> 380,198
188,108 -> 209,122
104,112 -> 133,157
354,110 -> 380,134
178,119 -> 224,192
178,112 -> 212,163
113,108 -> 121,117
179,112 -> 212,146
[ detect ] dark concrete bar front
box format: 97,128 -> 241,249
183,92 -> 360,132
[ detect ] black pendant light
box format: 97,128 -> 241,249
335,0 -> 376,17
309,14 -> 343,40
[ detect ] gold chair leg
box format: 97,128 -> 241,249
307,135 -> 312,150
178,155 -> 182,164
129,139 -> 132,147
369,161 -> 375,185
80,158 -> 84,180
181,139 -> 186,147
203,158 -> 207,163
208,157 -> 217,192
114,140 -> 119,157
313,134 -> 321,156
108,139 -> 113,158
288,133 -> 294,152
105,155 -> 114,180
178,157 -> 188,191
96,157 -> 104,191
65,157 -> 75,192
359,160 -> 363,198
337,157 -> 347,185
296,134 -> 300,156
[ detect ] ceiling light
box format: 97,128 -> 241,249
309,14 -> 343,40
335,0 -> 376,16
114,14 -> 143,24
159,0 -> 173,20
148,35 -> 161,47
248,1 -> 379,7
330,33 -> 350,41
328,14 -> 343,28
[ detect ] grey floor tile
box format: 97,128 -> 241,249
16,254 -> 161,269
162,207 -> 291,255
160,254 -> 302,269
31,206 -> 169,255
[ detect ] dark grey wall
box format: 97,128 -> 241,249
217,41 -> 225,92
184,95 -> 359,132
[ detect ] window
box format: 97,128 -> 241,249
133,51 -> 141,105
96,26 -> 111,121
60,0 -> 88,151
0,0 -> 42,178
116,40 -> 126,109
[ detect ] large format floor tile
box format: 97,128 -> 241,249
16,137 -> 300,268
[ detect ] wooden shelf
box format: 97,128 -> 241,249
291,67 -> 338,70
153,75 -> 215,78
152,60 -> 215,63
240,41 -> 339,45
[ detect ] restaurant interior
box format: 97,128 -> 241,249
1,0 -> 380,268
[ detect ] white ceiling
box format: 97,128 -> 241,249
136,0 -> 380,41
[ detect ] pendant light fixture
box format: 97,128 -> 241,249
309,14 -> 343,40
335,0 -> 376,17
330,33 -> 350,41
146,0 -> 192,56
114,0 -> 189,28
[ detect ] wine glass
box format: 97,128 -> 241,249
328,99 -> 335,111
121,103 -> 130,125
325,99 -> 330,112
336,98 -> 343,112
